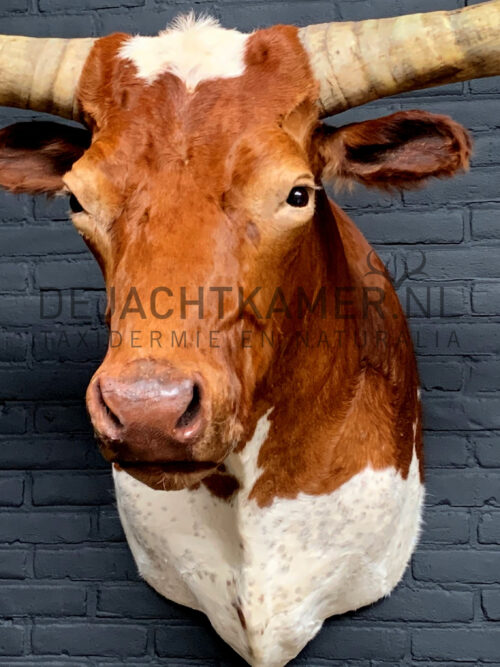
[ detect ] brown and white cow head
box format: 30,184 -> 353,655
0,6 -> 497,492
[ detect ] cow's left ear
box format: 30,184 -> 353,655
314,110 -> 471,190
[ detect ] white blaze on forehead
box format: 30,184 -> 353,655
118,14 -> 250,92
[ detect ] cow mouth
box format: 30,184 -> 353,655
113,459 -> 219,490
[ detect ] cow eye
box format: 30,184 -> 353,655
286,186 -> 309,208
69,193 -> 84,214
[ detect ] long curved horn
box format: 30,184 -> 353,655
0,36 -> 95,121
299,0 -> 500,117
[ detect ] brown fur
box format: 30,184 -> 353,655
0,25 -> 471,504
202,465 -> 241,500
315,111 -> 471,191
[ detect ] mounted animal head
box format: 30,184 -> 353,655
0,3 -> 499,491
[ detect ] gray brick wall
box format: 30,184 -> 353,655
0,0 -> 499,664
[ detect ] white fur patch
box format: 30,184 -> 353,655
118,14 -> 249,92
113,412 -> 424,667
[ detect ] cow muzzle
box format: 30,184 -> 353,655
86,359 -> 222,490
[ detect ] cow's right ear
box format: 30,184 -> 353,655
0,122 -> 91,195
313,111 -> 471,191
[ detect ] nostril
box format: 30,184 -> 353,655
88,371 -> 206,448
94,378 -> 123,434
175,382 -> 202,431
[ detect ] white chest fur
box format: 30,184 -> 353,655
113,412 -> 424,667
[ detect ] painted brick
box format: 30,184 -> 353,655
0,476 -> 24,506
472,282 -> 500,315
40,0 -> 144,11
413,550 -> 500,583
374,663 -> 475,667
35,546 -> 139,580
96,509 -> 125,541
0,548 -> 31,579
482,590 -> 500,620
478,512 -> 500,544
0,107 -> 32,124
0,0 -> 28,12
1,294 -> 94,326
2,295 -> 52,327
472,132 -> 500,167
0,332 -> 28,362
424,433 -> 469,467
0,624 -> 24,656
467,359 -> 500,391
338,0 -> 459,21
404,169 -> 500,206
0,192 -> 31,221
34,404 -> 90,433
32,623 -> 147,656
35,260 -> 104,290
425,470 -> 500,506
0,661 -> 90,667
422,395 -> 500,430
333,175 -> 402,210
0,405 -> 27,434
0,437 -> 101,469
0,263 -> 28,291
96,7 -> 179,35
471,207 -> 500,240
412,628 -> 500,661
0,223 -> 87,255
300,626 -> 407,661
407,247 -> 500,280
327,99 -> 403,128
420,509 -> 470,544
474,432 -> 500,467
470,73 -> 500,95
218,1 -> 340,32
356,588 -> 473,622
407,98 -> 500,130
97,583 -> 195,619
399,282 -> 468,319
419,361 -> 463,392
32,472 -> 113,506
0,585 -> 86,616
33,195 -> 71,221
0,368 -> 93,401
354,209 -> 464,244
0,511 -> 91,543
412,322 -> 500,356
33,328 -> 107,363
156,623 -> 253,662
0,13 -> 95,37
